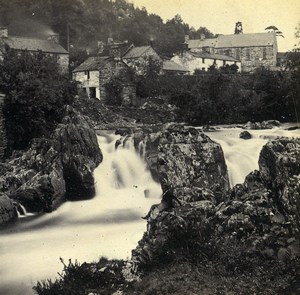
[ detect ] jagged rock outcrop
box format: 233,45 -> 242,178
134,125 -> 230,200
132,136 -> 300,270
0,106 -> 102,213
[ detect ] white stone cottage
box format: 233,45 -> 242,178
172,51 -> 241,74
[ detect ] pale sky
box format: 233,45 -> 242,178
129,0 -> 300,52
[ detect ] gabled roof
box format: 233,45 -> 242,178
122,46 -> 153,59
188,38 -> 217,49
73,56 -> 111,72
4,36 -> 68,54
188,32 -> 277,49
215,32 -> 277,48
162,60 -> 189,72
189,51 -> 238,62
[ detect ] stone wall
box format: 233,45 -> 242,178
216,45 -> 276,72
121,84 -> 137,106
0,94 -> 6,160
99,60 -> 129,101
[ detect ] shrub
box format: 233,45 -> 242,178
0,48 -> 77,152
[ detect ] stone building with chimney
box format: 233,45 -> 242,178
186,32 -> 278,72
0,27 -> 69,72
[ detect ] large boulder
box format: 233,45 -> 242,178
0,193 -> 17,225
0,106 -> 102,213
134,125 -> 230,201
157,126 -> 230,200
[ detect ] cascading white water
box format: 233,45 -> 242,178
0,125 -> 298,294
0,131 -> 162,295
204,124 -> 300,186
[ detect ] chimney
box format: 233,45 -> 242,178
0,27 -> 8,38
109,44 -> 121,59
200,34 -> 205,40
47,33 -> 59,44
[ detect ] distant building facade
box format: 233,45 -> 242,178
73,56 -> 136,104
187,32 -> 278,72
122,45 -> 162,75
0,27 -> 69,73
172,51 -> 241,74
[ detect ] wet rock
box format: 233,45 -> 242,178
243,120 -> 280,130
0,194 -> 17,225
115,127 -> 132,136
239,130 -> 252,139
157,126 -> 230,201
0,107 -> 102,213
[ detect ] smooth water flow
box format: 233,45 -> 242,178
0,132 -> 162,295
0,125 -> 298,294
205,124 -> 300,186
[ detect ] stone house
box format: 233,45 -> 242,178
122,45 -> 162,75
172,51 -> 241,74
0,27 -> 69,73
187,32 -> 278,72
72,56 -> 136,105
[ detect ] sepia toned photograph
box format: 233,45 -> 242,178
0,0 -> 299,294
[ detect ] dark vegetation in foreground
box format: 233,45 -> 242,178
33,242 -> 300,295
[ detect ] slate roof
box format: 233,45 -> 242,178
72,56 -> 111,72
162,60 -> 189,72
216,32 -> 277,48
188,32 -> 276,49
122,46 -> 152,59
188,38 -> 217,49
4,36 -> 68,54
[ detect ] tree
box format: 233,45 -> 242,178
0,49 -> 77,151
265,25 -> 284,38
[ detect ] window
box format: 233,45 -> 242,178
89,87 -> 96,98
263,47 -> 267,60
246,48 -> 250,60
202,58 -> 205,63
84,70 -> 90,80
236,48 -> 240,60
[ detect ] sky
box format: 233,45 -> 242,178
129,0 -> 300,52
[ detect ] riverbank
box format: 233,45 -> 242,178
33,124 -> 300,295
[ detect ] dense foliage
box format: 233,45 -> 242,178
0,49 -> 77,151
0,0 -> 214,67
136,66 -> 299,124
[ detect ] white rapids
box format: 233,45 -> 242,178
0,131 -> 162,295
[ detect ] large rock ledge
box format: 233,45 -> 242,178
132,133 -> 300,273
0,106 -> 102,222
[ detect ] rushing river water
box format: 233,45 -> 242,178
0,125 -> 299,294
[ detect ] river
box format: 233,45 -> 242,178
0,125 -> 299,294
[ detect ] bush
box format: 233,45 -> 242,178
0,49 -> 77,152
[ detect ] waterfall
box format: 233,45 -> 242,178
204,124 -> 300,187
0,131 -> 162,295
